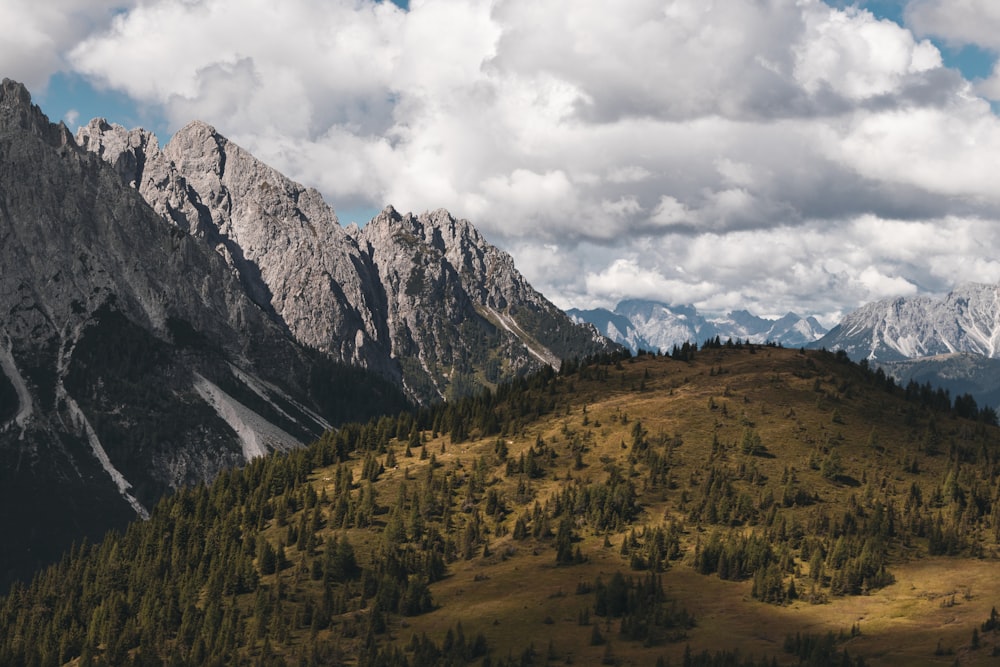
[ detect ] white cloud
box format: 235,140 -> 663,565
906,0 -> 1000,51
607,166 -> 652,184
70,0 -> 409,137
856,266 -> 919,299
795,4 -> 940,100
0,0 -> 124,91
826,104 -> 1000,200
584,258 -> 718,306
650,196 -> 690,227
7,0 -> 1000,326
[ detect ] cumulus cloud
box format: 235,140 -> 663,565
905,0 -> 1000,101
906,0 -> 1000,51
0,0 -> 123,91
584,258 -> 719,307
796,5 -> 940,100
7,0 -> 1000,325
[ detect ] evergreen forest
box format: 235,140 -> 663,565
4,343 -> 1000,665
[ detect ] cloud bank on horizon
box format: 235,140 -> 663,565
4,0 -> 1000,326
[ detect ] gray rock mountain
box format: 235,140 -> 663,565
78,117 -> 612,404
0,79 -> 610,588
354,207 -> 602,399
570,300 -> 826,354
0,79 -> 409,589
810,283 -> 1000,409
76,118 -> 395,375
812,283 -> 1000,362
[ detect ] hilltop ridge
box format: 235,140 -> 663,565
5,344 -> 1000,665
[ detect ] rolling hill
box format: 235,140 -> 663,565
4,344 -> 1000,666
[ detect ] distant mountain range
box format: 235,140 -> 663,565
809,283 -> 1000,409
570,288 -> 1000,412
571,285 -> 1000,411
569,299 -> 828,353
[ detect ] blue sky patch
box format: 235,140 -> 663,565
36,71 -> 170,138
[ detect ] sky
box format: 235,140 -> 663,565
4,0 -> 1000,327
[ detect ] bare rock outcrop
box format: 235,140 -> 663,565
78,119 -> 396,375
355,207 -> 602,400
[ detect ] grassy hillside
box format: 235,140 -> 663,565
4,344 -> 1000,666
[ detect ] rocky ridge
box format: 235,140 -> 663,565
354,207 -> 579,399
78,118 -> 611,403
0,78 -> 610,588
76,118 -> 395,375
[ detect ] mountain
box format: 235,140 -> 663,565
569,299 -> 827,353
812,283 -> 1000,362
5,346 -> 1000,666
0,78 -> 412,589
810,283 -> 1000,408
78,118 -> 612,403
353,207 -> 607,400
0,79 -> 609,589
566,307 -> 655,354
76,118 -> 395,375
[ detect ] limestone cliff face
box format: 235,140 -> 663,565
814,283 -> 1000,362
77,119 -> 395,376
79,119 -> 614,403
75,119 -> 205,235
355,207 -> 605,401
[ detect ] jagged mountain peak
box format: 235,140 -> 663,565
2,83 -> 412,587
362,207 -> 499,293
0,77 -> 30,103
356,205 -> 607,397
174,118 -> 219,136
76,118 -> 161,189
78,103 -> 613,403
1,77 -> 612,589
1,78 -> 74,147
81,115 -> 394,371
366,206 -> 485,250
